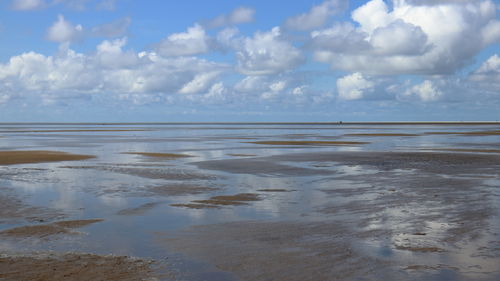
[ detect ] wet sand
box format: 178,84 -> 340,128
1,123 -> 499,280
163,150 -> 500,280
0,150 -> 95,165
246,140 -> 369,146
0,252 -> 158,281
0,219 -> 103,238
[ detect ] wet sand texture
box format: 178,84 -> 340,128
194,151 -> 500,175
247,140 -> 368,146
421,148 -> 500,153
172,193 -> 261,209
424,130 -> 500,136
160,221 -> 398,281
0,219 -> 103,238
344,133 -> 419,136
0,252 -> 157,281
0,129 -> 153,133
123,152 -> 193,159
0,193 -> 64,223
0,151 -> 95,165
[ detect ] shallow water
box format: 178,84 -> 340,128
0,123 -> 499,280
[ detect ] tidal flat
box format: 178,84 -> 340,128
0,123 -> 499,280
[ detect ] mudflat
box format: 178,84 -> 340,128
0,150 -> 95,165
1,123 -> 499,281
0,252 -> 158,281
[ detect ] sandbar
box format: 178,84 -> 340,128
0,252 -> 157,281
0,219 -> 103,238
0,150 -> 95,165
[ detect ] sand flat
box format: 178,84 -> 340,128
0,252 -> 158,281
0,219 -> 103,238
0,150 -> 95,165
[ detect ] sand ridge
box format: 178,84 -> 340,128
0,150 -> 95,165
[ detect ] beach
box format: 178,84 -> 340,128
0,123 -> 499,280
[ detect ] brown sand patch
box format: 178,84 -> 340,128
0,252 -> 158,281
123,152 -> 193,159
210,193 -> 260,201
174,193 -> 261,208
395,246 -> 446,253
0,151 -> 95,165
246,140 -> 368,146
192,193 -> 260,206
192,199 -> 249,206
146,184 -> 219,196
0,219 -> 103,238
344,133 -> 419,137
170,203 -> 222,209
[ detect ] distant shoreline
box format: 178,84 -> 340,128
0,122 -> 499,126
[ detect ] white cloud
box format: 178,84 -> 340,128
179,71 -> 221,94
336,72 -> 374,100
469,54 -> 500,90
311,0 -> 500,75
11,0 -> 46,10
401,80 -> 443,102
46,14 -> 83,43
51,0 -> 91,11
206,7 -> 255,28
96,0 -> 116,11
91,17 -> 131,38
95,38 -> 139,69
0,39 -> 228,105
155,24 -> 209,57
285,0 -> 347,31
233,27 -> 304,75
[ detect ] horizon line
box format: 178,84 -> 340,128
0,121 -> 499,125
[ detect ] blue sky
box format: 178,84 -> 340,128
0,0 -> 499,122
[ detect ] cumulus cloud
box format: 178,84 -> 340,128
179,71 -> 222,95
336,72 -> 374,100
155,24 -> 209,57
285,0 -> 347,31
469,54 -> 500,90
91,17 -> 131,38
400,80 -> 443,102
46,14 -> 83,43
228,27 -> 304,75
311,0 -> 500,75
205,7 -> 255,28
11,0 -> 46,10
0,39 -> 228,105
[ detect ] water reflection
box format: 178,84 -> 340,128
0,123 -> 499,280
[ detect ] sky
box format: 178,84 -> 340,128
0,0 -> 499,122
